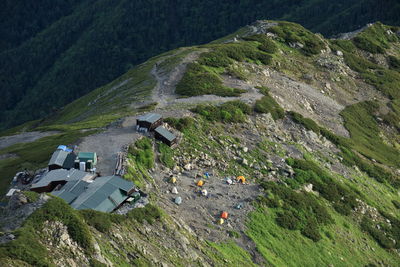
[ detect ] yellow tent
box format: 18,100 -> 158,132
237,176 -> 246,184
170,177 -> 177,184
197,180 -> 204,187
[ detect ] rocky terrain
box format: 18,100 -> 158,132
0,20 -> 399,266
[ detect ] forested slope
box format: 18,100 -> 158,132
1,0 -> 400,129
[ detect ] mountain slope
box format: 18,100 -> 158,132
0,21 -> 399,266
2,0 -> 400,129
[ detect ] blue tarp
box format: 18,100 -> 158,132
57,145 -> 67,151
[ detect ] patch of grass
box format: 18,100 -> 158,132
388,55 -> 400,70
340,101 -> 400,167
254,87 -> 284,120
205,241 -> 257,266
126,204 -> 162,224
158,142 -> 175,169
243,34 -> 278,54
343,52 -> 378,73
0,197 -> 93,266
225,64 -> 248,80
352,23 -> 397,54
287,158 -> 359,216
260,181 -> 332,241
246,207 -> 398,266
80,210 -> 122,233
22,191 -> 39,203
176,63 -> 244,97
268,21 -> 325,55
164,117 -> 194,131
128,138 -> 154,170
192,101 -> 251,123
392,200 -> 400,209
288,109 -> 398,188
330,39 -> 357,53
288,111 -> 320,133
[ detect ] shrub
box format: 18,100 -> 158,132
353,36 -> 385,54
352,23 -> 393,54
288,111 -> 320,133
158,142 -> 175,168
127,204 -> 162,224
128,137 -> 154,170
192,101 -> 251,123
80,210 -> 122,233
176,63 -> 244,97
301,223 -> 322,242
361,217 -> 395,249
164,117 -> 194,131
269,22 -> 325,55
392,200 -> 400,209
388,55 -> 400,70
22,191 -> 40,203
28,198 -> 93,250
243,34 -> 278,54
276,211 -> 301,230
261,181 -> 332,241
254,88 -> 284,120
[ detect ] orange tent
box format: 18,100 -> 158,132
237,176 -> 246,184
197,180 -> 204,187
220,211 -> 229,219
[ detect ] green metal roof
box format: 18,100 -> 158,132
48,150 -> 69,167
137,113 -> 162,124
52,176 -> 135,212
77,152 -> 97,164
155,126 -> 176,142
31,169 -> 89,189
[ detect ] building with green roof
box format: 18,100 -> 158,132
52,176 -> 136,212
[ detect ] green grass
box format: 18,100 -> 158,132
124,137 -> 155,188
205,241 -> 257,266
254,87 -> 284,120
176,63 -> 245,97
0,197 -> 93,266
158,142 -> 175,169
352,23 -> 397,54
192,100 -> 252,123
340,101 -> 400,167
246,207 -> 399,266
260,181 -> 332,241
22,191 -> 40,203
268,21 -> 325,56
388,55 -> 400,70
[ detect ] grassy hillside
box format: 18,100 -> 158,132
0,21 -> 399,266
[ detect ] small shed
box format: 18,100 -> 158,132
48,150 -> 76,171
154,126 -> 177,146
136,113 -> 162,131
75,152 -> 97,171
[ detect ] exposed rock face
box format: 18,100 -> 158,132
0,192 -> 50,232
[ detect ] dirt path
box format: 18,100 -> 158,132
151,50 -> 204,108
0,131 -> 59,150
